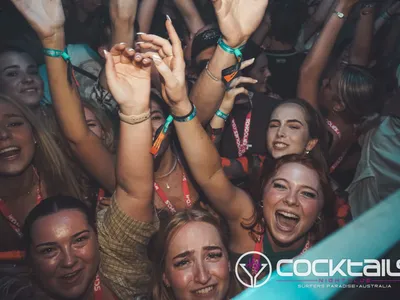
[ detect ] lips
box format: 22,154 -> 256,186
21,86 -> 40,94
191,284 -> 217,297
272,141 -> 289,150
275,210 -> 300,232
59,269 -> 83,285
0,146 -> 21,160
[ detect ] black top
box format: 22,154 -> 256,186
219,93 -> 280,159
266,49 -> 306,99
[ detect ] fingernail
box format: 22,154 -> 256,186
136,32 -> 146,35
128,48 -> 135,51
152,54 -> 162,64
166,14 -> 172,22
103,49 -> 108,56
119,42 -> 126,45
251,58 -> 255,62
136,42 -> 144,45
135,54 -> 141,59
254,80 -> 258,83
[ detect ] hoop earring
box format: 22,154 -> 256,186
315,215 -> 322,225
259,201 -> 264,208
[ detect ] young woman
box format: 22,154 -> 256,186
136,17 -> 337,277
0,95 -> 82,262
26,0 -> 199,215
298,0 -> 379,187
152,209 -> 240,300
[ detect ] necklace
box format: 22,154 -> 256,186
155,155 -> 178,180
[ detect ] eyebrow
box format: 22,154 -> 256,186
4,113 -> 24,119
35,230 -> 90,248
269,119 -> 303,126
2,65 -> 19,72
151,110 -> 163,115
172,246 -> 223,260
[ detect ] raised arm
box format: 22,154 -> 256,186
173,0 -> 205,36
190,0 -> 269,124
349,4 -> 375,66
298,0 -> 359,109
139,20 -> 254,222
104,44 -> 154,222
99,0 -> 138,90
137,0 -> 158,34
11,0 -> 116,193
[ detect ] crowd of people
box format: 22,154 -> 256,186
0,0 -> 399,299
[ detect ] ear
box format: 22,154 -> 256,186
163,273 -> 171,288
306,138 -> 319,152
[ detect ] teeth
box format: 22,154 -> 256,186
195,286 -> 214,294
274,143 -> 288,149
0,147 -> 19,154
24,88 -> 36,92
279,211 -> 299,219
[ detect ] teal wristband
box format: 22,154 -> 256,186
43,48 -> 71,61
173,103 -> 197,122
217,37 -> 245,61
215,109 -> 229,121
162,115 -> 174,132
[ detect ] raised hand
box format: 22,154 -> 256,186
136,19 -> 188,109
10,0 -> 65,41
211,0 -> 269,48
104,43 -> 152,113
219,74 -> 257,115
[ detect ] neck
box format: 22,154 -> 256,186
267,38 -> 293,51
155,147 -> 176,177
327,111 -> 354,128
0,165 -> 35,201
266,229 -> 306,253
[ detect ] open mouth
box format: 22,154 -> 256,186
272,142 -> 289,150
0,147 -> 21,160
59,269 -> 83,284
21,87 -> 39,94
275,210 -> 300,232
192,284 -> 217,297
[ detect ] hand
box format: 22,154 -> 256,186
337,0 -> 359,11
219,75 -> 257,114
10,0 -> 65,41
211,0 -> 269,48
136,19 -> 188,110
104,43 -> 152,113
97,197 -> 112,212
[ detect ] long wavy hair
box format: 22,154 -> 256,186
244,154 -> 337,245
150,209 -> 240,300
0,94 -> 82,199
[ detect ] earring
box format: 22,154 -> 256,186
315,215 -> 322,225
259,201 -> 264,208
305,150 -> 310,155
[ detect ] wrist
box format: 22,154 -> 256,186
335,2 -> 352,16
221,37 -> 247,50
41,29 -> 65,49
170,100 -> 193,117
219,106 -> 233,115
120,104 -> 149,116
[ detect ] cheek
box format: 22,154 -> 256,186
289,130 -> 309,149
300,199 -> 322,223
167,267 -> 194,291
209,258 -> 230,281
263,188 -> 282,213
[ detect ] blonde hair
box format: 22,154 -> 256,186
151,209 -> 239,300
0,94 -> 83,199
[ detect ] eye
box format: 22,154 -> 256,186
6,71 -> 18,77
173,259 -> 190,268
39,247 -> 56,256
75,235 -> 89,244
289,125 -> 300,130
28,69 -> 39,75
151,116 -> 163,121
207,252 -> 223,260
273,182 -> 287,190
301,191 -> 317,199
8,121 -> 24,128
269,123 -> 279,128
87,122 -> 97,128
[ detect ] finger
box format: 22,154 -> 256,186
211,0 -> 222,11
103,50 -> 118,90
121,47 -> 135,63
151,54 -> 175,84
229,76 -> 258,89
136,42 -> 169,58
240,58 -> 256,70
165,19 -> 184,62
138,34 -> 173,57
109,43 -> 128,55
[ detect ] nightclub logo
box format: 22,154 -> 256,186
234,251 -> 272,288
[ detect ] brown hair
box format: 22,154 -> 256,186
0,94 -> 82,199
244,154 -> 337,244
151,209 -> 240,300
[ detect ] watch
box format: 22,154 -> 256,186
334,10 -> 345,19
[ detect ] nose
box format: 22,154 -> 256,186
0,126 -> 11,141
194,261 -> 211,285
61,247 -> 78,268
264,68 -> 271,79
22,73 -> 34,84
276,126 -> 286,138
283,190 -> 299,207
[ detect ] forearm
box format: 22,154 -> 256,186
137,0 -> 158,33
42,31 -> 91,144
116,93 -> 154,221
350,8 -> 374,66
173,0 -> 205,35
190,45 -> 236,124
302,0 -> 337,42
